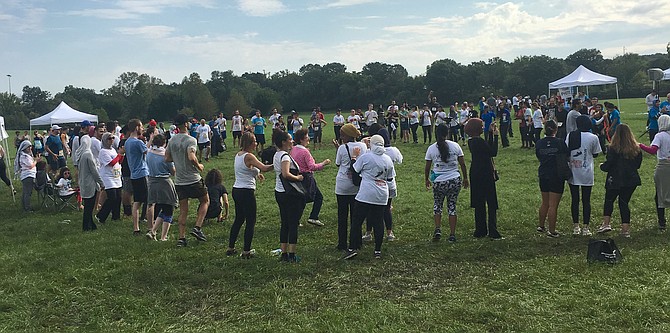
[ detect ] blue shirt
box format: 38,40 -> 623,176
251,116 -> 265,135
609,109 -> 621,132
46,134 -> 63,156
660,101 -> 670,114
649,107 -> 660,130
481,111 -> 495,131
190,123 -> 198,138
125,137 -> 149,179
499,108 -> 511,124
146,149 -> 174,177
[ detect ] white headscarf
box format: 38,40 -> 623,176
369,134 -> 385,155
14,140 -> 33,175
659,114 -> 670,132
74,135 -> 91,166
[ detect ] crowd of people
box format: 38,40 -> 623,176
4,89 -> 670,261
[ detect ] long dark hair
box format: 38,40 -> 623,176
204,169 -> 222,187
435,124 -> 450,163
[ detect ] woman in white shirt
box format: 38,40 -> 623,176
421,107 -> 433,144
15,140 -> 38,211
343,135 -> 395,260
96,133 -> 124,223
409,106 -> 420,144
640,114 -> 670,230
425,124 -> 468,242
565,115 -> 602,236
532,102 -> 544,143
272,130 -> 305,262
227,132 -> 273,258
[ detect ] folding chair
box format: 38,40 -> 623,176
35,174 -> 56,209
55,192 -> 79,212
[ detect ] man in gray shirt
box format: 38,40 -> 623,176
166,113 -> 210,247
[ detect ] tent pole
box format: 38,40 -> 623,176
616,84 -> 621,110
3,139 -> 15,202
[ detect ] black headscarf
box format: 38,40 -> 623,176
568,115 -> 592,150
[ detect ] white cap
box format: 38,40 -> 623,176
51,125 -> 62,131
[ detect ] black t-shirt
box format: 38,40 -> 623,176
119,138 -> 130,177
206,184 -> 227,218
535,136 -> 568,178
554,107 -> 567,124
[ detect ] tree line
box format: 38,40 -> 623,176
1,48 -> 669,129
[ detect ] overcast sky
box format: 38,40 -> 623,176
1,0 -> 669,95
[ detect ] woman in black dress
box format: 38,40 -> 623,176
464,118 -> 503,239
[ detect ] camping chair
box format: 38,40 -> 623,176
35,171 -> 56,208
52,182 -> 79,212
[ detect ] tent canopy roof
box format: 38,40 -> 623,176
29,101 -> 98,126
548,65 -> 618,89
664,68 -> 670,81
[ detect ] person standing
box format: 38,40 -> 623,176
15,141 -> 38,211
334,124 -> 366,251
291,129 -> 331,226
640,114 -> 670,231
125,119 -> 151,235
410,106 -> 420,144
646,89 -> 658,111
343,135 -> 395,260
648,99 -> 662,143
425,124 -> 468,242
196,119 -> 212,162
498,103 -> 511,148
597,124 -> 642,237
536,120 -> 568,237
251,110 -> 267,152
45,125 -> 67,175
272,130 -> 306,262
532,102 -> 544,143
465,119 -> 503,239
96,132 -> 123,224
566,115 -> 602,236
231,110 -> 244,148
227,132 -> 273,258
166,114 -> 210,247
146,134 -> 178,242
333,109 -> 345,144
77,136 -> 104,231
421,105 -> 433,144
347,109 -> 361,132
269,108 -> 281,128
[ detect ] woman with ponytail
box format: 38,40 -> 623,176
424,124 -> 468,242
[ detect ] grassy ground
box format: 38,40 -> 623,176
2,97 -> 670,332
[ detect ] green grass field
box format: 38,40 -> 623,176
3,97 -> 670,332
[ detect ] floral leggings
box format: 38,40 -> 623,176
433,177 -> 462,216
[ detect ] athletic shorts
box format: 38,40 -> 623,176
175,179 -> 208,201
233,131 -> 242,139
131,176 -> 148,203
539,177 -> 565,194
255,134 -> 265,145
198,142 -> 210,150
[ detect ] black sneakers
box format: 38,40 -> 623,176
190,227 -> 207,241
176,238 -> 188,247
433,228 -> 442,241
342,249 -> 358,260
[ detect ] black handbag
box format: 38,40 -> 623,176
587,239 -> 622,264
279,154 -> 307,199
300,172 -> 317,203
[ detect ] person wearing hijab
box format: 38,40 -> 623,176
15,140 -> 38,211
565,115 -> 602,236
77,135 -> 104,231
465,118 -> 503,239
640,114 -> 670,230
343,134 -> 395,260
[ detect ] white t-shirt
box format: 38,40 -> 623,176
384,146 -> 403,197
98,148 -> 122,189
269,113 -> 281,127
425,140 -> 464,182
57,178 -> 76,197
459,110 -> 469,125
333,114 -> 345,126
335,142 -> 368,195
565,132 -> 602,186
231,115 -> 243,132
365,110 -> 378,126
353,152 -> 395,205
421,110 -> 432,126
216,117 -> 227,132
347,115 -> 361,129
273,150 -> 297,193
291,118 -> 303,131
523,108 -> 533,126
409,111 -> 420,125
652,131 -> 670,160
196,124 -> 211,143
532,109 -> 544,129
90,137 -> 102,166
434,111 -> 447,125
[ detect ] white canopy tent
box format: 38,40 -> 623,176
0,116 -> 15,202
664,68 -> 670,80
548,65 -> 620,108
30,101 -> 98,127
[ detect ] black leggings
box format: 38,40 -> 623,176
410,123 -> 419,143
604,186 -> 636,223
655,193 -> 666,226
569,184 -> 592,225
275,191 -> 305,244
82,193 -> 97,231
422,125 -> 432,143
230,188 -> 256,251
367,198 -> 393,232
349,201 -> 385,252
336,194 -> 356,250
97,187 -> 121,222
0,157 -> 11,187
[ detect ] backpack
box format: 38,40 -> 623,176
260,146 -> 277,164
345,143 -> 362,186
587,239 -> 622,264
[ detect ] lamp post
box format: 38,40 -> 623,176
6,74 -> 11,95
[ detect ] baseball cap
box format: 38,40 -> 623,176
149,119 -> 157,127
51,125 -> 62,131
81,120 -> 92,127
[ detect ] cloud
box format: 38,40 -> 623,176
308,0 -> 378,11
237,0 -> 287,17
0,3 -> 47,34
116,25 -> 176,38
68,0 -> 216,19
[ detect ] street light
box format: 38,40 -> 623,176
6,74 -> 11,95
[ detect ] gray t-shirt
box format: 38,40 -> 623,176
166,133 -> 201,186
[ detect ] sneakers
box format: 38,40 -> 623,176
448,234 -> 457,243
386,232 -> 396,242
308,219 -> 324,226
433,228 -> 442,241
240,249 -> 256,259
176,238 -> 188,247
374,251 -> 382,259
145,230 -> 157,241
621,231 -> 631,238
536,226 -> 545,233
572,225 -> 581,235
226,248 -> 238,256
342,249 -> 358,260
581,227 -> 592,236
190,227 -> 207,241
94,215 -> 103,224
546,231 -> 560,238
597,225 -> 612,233
362,233 -> 372,242
133,230 -> 141,236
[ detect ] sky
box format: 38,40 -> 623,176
1,0 -> 669,95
